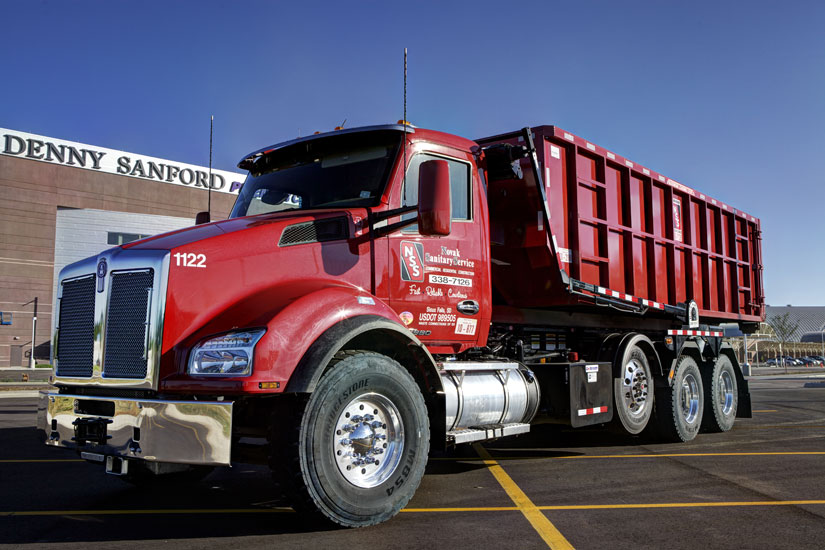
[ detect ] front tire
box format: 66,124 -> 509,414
650,355 -> 704,442
700,355 -> 738,433
272,351 -> 429,527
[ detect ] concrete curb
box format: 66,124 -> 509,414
0,391 -> 42,399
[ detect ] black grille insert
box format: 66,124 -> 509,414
56,276 -> 95,377
104,270 -> 154,379
279,218 -> 348,247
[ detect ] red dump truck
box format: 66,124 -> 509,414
39,123 -> 764,526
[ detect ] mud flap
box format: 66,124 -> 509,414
736,376 -> 752,418
569,362 -> 613,428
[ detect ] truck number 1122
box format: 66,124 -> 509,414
173,252 -> 206,268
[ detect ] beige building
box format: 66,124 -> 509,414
0,127 -> 245,367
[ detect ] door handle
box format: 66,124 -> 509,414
457,300 -> 479,315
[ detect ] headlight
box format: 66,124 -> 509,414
188,329 -> 266,376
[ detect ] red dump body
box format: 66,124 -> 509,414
479,126 -> 764,325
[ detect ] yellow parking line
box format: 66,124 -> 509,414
538,500 -> 825,511
432,451 -> 825,462
753,409 -> 778,412
473,443 -> 574,550
740,425 -> 825,430
402,506 -> 518,512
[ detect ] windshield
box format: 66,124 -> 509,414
230,131 -> 401,218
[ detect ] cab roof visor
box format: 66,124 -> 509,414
237,124 -> 413,171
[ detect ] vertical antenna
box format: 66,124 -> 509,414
208,115 -> 214,218
403,48 -> 407,194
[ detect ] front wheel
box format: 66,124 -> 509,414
272,351 -> 430,527
649,355 -> 704,442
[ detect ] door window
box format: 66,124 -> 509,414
402,154 -> 472,225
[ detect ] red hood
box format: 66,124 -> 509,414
124,210 -> 356,251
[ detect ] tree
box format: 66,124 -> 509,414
769,313 -> 800,372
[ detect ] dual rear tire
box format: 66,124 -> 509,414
649,354 -> 739,442
611,337 -> 739,442
700,355 -> 738,433
650,355 -> 704,442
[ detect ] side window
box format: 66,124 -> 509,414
402,154 -> 472,224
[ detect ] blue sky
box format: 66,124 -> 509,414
2,0 -> 823,305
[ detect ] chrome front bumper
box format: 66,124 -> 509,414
38,392 -> 233,466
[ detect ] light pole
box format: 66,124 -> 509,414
26,297 -> 38,369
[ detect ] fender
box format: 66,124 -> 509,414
613,333 -> 663,378
255,286 -> 442,395
252,286 -> 436,388
285,313 -> 441,395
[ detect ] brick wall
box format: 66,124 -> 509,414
0,155 -> 237,367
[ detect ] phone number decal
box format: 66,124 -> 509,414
428,274 -> 472,287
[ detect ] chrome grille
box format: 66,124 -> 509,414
56,276 -> 95,377
103,270 -> 154,379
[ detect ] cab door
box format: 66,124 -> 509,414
387,149 -> 489,352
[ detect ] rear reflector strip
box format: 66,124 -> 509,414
578,406 -> 608,416
593,286 -> 665,310
667,329 -> 724,337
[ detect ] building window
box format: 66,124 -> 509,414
107,232 -> 150,245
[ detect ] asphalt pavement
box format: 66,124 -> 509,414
1,375 -> 824,549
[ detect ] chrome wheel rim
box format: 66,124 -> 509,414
719,370 -> 735,415
680,373 -> 700,424
622,358 -> 650,418
333,392 -> 404,488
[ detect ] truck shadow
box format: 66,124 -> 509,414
0,420 -> 655,543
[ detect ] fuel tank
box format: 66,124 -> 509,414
440,362 -> 540,431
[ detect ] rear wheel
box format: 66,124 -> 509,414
650,355 -> 704,442
700,355 -> 738,433
270,351 -> 429,527
612,340 -> 654,434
